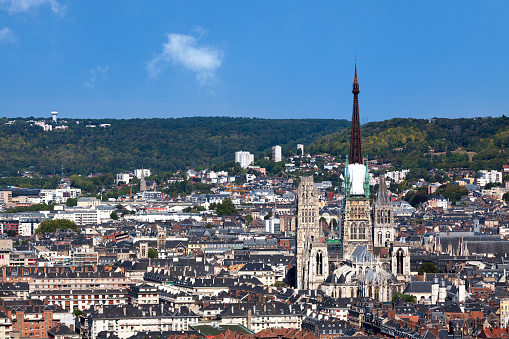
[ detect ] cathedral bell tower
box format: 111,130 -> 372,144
342,63 -> 373,259
296,177 -> 329,290
373,174 -> 395,248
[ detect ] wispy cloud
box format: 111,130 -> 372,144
0,0 -> 65,15
0,27 -> 16,43
147,32 -> 224,86
84,65 -> 109,89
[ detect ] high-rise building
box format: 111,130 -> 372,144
297,144 -> 304,155
235,151 -> 254,169
272,145 -> 282,162
51,111 -> 58,123
296,176 -> 329,290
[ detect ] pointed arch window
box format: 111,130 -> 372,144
397,248 -> 404,275
316,251 -> 323,275
359,222 -> 366,240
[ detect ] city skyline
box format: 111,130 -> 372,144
0,1 -> 508,121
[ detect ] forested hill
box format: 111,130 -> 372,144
308,116 -> 509,171
0,117 -> 350,176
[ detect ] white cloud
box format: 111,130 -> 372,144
148,32 -> 224,86
84,65 -> 109,89
0,27 -> 15,43
0,0 -> 65,15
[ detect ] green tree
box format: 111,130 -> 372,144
66,198 -> 77,207
216,198 -> 237,216
72,309 -> 83,316
35,219 -> 78,234
434,183 -> 469,205
392,292 -> 416,303
148,248 -> 158,259
3,203 -> 55,214
245,215 -> 253,224
273,281 -> 289,288
110,211 -> 119,220
418,262 -> 440,275
503,192 -> 509,202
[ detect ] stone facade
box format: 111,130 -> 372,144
296,176 -> 329,290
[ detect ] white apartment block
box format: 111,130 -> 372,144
265,218 -> 281,233
54,210 -> 100,225
116,173 -> 132,184
134,169 -> 151,179
476,170 -> 502,187
272,145 -> 282,162
39,188 -> 81,204
19,217 -> 43,237
297,144 -> 304,155
385,169 -> 410,184
235,151 -> 254,169
31,289 -> 127,311
85,305 -> 199,339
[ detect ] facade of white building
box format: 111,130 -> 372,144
235,151 -> 254,169
54,210 -> 100,225
272,145 -> 282,162
134,169 -> 151,179
39,188 -> 81,204
385,170 -> 410,184
476,170 -> 502,187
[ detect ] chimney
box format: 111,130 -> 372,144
247,309 -> 252,330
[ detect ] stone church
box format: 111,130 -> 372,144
295,64 -> 410,300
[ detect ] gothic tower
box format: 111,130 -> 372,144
296,176 -> 329,290
342,63 -> 373,259
157,227 -> 166,253
140,170 -> 147,192
373,174 -> 396,248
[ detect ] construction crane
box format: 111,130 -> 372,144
225,184 -> 251,202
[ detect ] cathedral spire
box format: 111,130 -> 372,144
349,62 -> 362,164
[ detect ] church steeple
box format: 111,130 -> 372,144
349,63 -> 362,164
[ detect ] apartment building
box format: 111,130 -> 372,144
218,303 -> 310,333
79,304 -> 199,339
0,300 -> 73,338
31,288 -> 127,311
39,188 -> 81,204
2,266 -> 133,293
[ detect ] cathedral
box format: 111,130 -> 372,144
295,64 -> 410,300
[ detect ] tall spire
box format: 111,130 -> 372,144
349,62 -> 363,164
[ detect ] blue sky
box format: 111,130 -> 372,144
0,1 -> 508,121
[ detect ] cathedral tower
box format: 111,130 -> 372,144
296,177 -> 329,290
373,174 -> 396,248
342,63 -> 373,259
